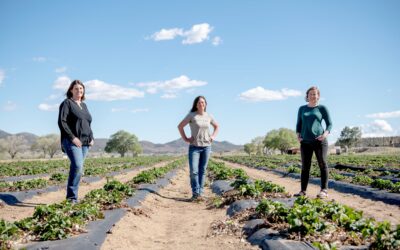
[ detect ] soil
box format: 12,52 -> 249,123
101,167 -> 258,250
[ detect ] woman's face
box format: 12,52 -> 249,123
196,98 -> 206,111
71,84 -> 84,100
307,89 -> 319,103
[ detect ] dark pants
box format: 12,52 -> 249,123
300,139 -> 329,191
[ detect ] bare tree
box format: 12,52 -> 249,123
0,135 -> 28,159
31,134 -> 60,158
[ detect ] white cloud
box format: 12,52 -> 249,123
51,76 -> 144,101
111,108 -> 127,112
362,119 -> 394,137
151,28 -> 183,41
150,23 -> 216,45
131,108 -> 149,113
38,103 -> 59,112
239,87 -> 302,102
111,107 -> 149,113
212,36 -> 222,46
182,23 -> 213,44
136,75 -> 207,98
33,57 -> 47,62
161,93 -> 177,99
53,76 -> 72,90
366,110 -> 400,119
85,80 -> 144,101
3,101 -> 17,111
55,67 -> 67,73
163,75 -> 207,90
0,69 -> 5,86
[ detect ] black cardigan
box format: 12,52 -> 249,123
58,99 -> 93,148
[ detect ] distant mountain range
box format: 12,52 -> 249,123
0,129 -> 243,154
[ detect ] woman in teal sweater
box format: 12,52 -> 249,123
295,86 -> 332,198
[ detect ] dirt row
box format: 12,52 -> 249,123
0,160 -> 172,222
101,167 -> 257,250
221,160 -> 400,225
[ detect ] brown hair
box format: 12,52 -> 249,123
305,86 -> 320,102
190,96 -> 207,112
66,80 -> 86,101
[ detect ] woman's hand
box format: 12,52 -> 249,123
297,133 -> 302,142
89,140 -> 94,146
210,135 -> 215,142
316,131 -> 329,141
184,136 -> 194,144
72,137 -> 82,147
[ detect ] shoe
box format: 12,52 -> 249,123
67,199 -> 78,204
190,194 -> 199,202
293,191 -> 306,197
317,189 -> 328,199
196,195 -> 205,202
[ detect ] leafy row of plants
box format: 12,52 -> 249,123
0,158 -> 185,249
254,196 -> 400,249
220,156 -> 400,193
131,162 -> 179,184
218,154 -> 400,172
0,156 -> 173,192
209,159 -> 400,249
0,173 -> 68,192
207,160 -> 288,208
0,156 -> 172,178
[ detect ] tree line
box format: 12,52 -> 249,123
0,130 -> 142,159
243,126 -> 362,156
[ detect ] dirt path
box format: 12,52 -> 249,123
0,161 -> 172,222
101,167 -> 257,250
221,160 -> 400,225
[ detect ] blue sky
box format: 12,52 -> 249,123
0,0 -> 399,145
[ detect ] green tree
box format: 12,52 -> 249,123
244,143 -> 255,156
252,136 -> 265,155
263,128 -> 298,154
244,136 -> 265,156
336,126 -> 362,148
105,130 -> 142,157
31,134 -> 60,158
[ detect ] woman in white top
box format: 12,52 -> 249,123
178,96 -> 219,201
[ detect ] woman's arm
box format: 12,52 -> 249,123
316,106 -> 332,141
58,101 -> 82,147
177,119 -> 192,143
296,107 -> 303,142
210,120 -> 219,142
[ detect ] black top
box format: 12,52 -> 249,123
58,98 -> 93,148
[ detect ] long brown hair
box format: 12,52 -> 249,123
190,96 -> 207,112
66,80 -> 86,101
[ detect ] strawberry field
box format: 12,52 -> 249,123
0,154 -> 399,250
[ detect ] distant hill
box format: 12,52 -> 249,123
0,129 -> 11,138
0,129 -> 243,154
0,130 -> 38,144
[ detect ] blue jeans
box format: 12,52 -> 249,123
188,145 -> 211,197
62,138 -> 89,201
